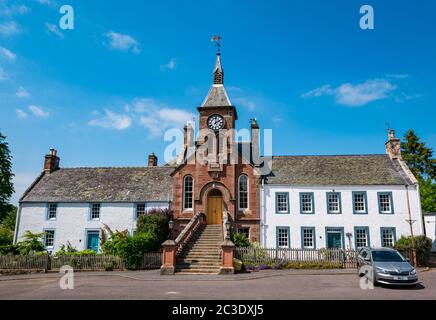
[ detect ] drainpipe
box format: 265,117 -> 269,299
405,184 -> 418,267
260,178 -> 266,247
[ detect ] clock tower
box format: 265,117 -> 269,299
197,51 -> 237,132
171,48 -> 260,244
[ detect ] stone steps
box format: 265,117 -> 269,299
175,224 -> 223,274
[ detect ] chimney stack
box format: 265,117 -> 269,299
385,129 -> 402,160
251,118 -> 261,166
148,153 -> 158,167
44,148 -> 60,173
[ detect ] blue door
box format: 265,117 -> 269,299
327,232 -> 342,249
87,231 -> 99,252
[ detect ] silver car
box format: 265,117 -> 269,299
357,247 -> 418,286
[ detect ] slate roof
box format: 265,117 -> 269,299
201,84 -> 232,107
265,155 -> 413,185
20,167 -> 174,203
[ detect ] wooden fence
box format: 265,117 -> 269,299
0,252 -> 162,272
235,247 -> 358,269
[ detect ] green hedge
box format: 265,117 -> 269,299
395,235 -> 432,266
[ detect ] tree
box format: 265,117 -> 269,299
401,130 -> 436,213
401,130 -> 436,180
0,132 -> 14,221
0,205 -> 17,245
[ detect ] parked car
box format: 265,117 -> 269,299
357,247 -> 418,286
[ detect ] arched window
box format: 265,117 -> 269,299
238,175 -> 248,210
183,176 -> 193,210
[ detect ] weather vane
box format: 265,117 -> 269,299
211,35 -> 222,53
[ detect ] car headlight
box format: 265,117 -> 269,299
376,267 -> 388,273
410,269 -> 417,275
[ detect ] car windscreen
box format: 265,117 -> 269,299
371,250 -> 405,262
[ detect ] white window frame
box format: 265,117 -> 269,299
183,175 -> 194,210
238,175 -> 249,210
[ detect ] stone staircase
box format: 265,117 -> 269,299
176,224 -> 223,274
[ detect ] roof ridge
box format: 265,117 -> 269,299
58,166 -> 175,170
271,154 -> 387,158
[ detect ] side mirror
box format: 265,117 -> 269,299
406,258 -> 411,263
364,257 -> 371,262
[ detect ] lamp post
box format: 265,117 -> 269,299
225,220 -> 231,240
168,219 -> 174,240
346,232 -> 352,250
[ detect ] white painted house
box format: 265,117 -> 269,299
423,213 -> 436,252
14,152 -> 173,253
259,131 -> 424,250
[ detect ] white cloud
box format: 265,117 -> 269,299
0,4 -> 30,17
0,46 -> 16,61
130,98 -> 195,136
161,58 -> 177,71
45,22 -> 64,39
0,21 -> 22,37
29,105 -> 49,118
104,31 -> 140,54
16,86 -> 30,98
35,0 -> 57,7
302,79 -> 397,107
16,109 -> 28,119
88,109 -> 132,130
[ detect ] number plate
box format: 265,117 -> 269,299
393,276 -> 408,281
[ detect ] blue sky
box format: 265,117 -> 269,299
1,0 -> 435,204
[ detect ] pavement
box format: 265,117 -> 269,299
0,268 -> 435,300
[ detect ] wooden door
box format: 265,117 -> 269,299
207,190 -> 223,225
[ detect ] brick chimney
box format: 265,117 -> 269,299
385,129 -> 402,160
148,153 -> 158,167
44,148 -> 60,173
251,118 -> 260,166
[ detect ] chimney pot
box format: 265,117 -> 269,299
148,153 -> 158,167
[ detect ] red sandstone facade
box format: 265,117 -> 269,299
171,53 -> 260,242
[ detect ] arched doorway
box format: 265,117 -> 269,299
207,189 -> 223,225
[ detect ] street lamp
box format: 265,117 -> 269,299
168,219 -> 174,240
225,220 -> 231,240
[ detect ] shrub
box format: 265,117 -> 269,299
0,226 -> 13,246
395,235 -> 432,266
16,231 -> 46,255
0,244 -> 19,255
118,232 -> 158,270
136,208 -> 171,249
231,233 -> 251,247
101,225 -> 130,256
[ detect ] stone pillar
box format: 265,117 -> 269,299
160,240 -> 177,275
219,239 -> 235,274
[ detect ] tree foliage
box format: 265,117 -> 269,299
401,130 -> 436,213
0,133 -> 14,221
401,130 -> 436,180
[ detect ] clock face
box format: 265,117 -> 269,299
207,114 -> 225,130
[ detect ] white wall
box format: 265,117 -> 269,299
16,202 -> 169,253
423,214 -> 436,252
263,185 -> 423,249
